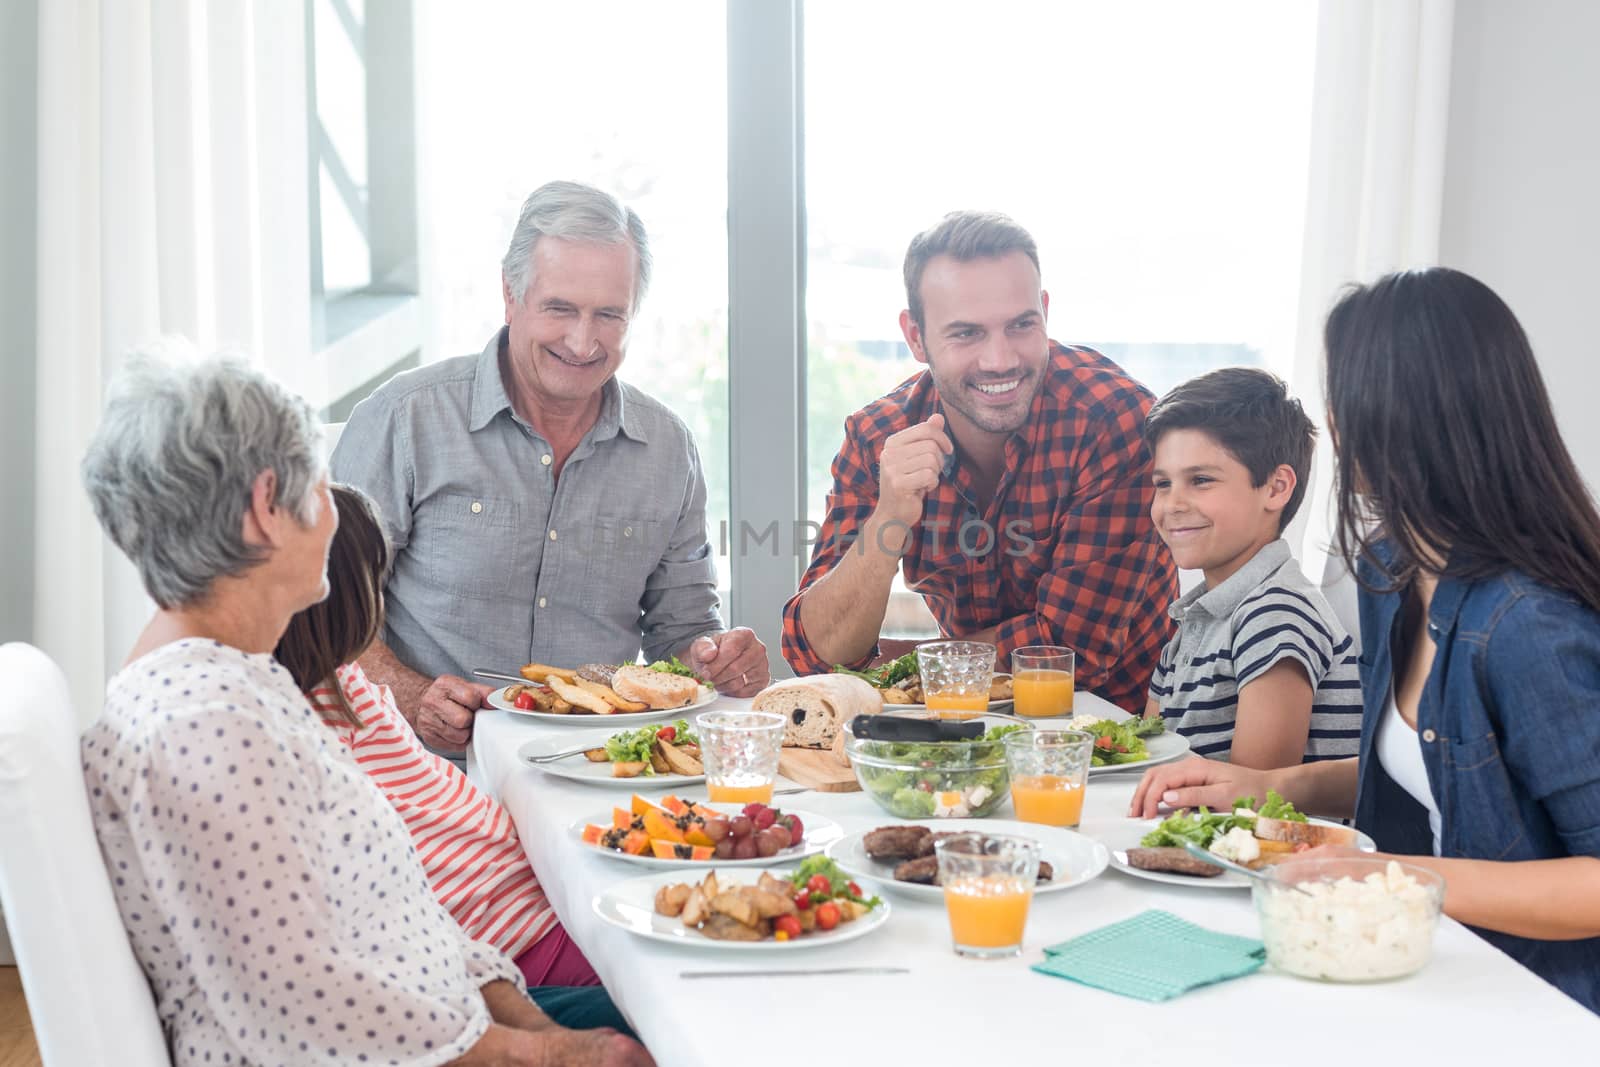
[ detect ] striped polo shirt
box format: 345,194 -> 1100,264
310,662 -> 558,959
1150,538 -> 1363,762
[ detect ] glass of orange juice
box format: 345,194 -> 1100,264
934,832 -> 1041,958
697,711 -> 784,805
1004,729 -> 1093,828
1011,645 -> 1075,718
916,640 -> 996,720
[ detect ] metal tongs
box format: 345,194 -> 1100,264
851,716 -> 986,743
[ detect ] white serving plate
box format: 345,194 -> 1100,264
593,868 -> 890,950
825,817 -> 1109,901
487,683 -> 716,723
517,729 -> 705,788
572,804 -> 843,869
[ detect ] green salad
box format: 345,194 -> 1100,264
648,656 -> 712,689
1138,790 -> 1307,848
831,650 -> 919,690
852,723 -> 1026,818
1081,716 -> 1166,766
602,719 -> 698,774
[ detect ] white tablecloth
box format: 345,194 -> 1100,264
472,694 -> 1597,1065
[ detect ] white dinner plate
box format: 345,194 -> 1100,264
1094,816 -> 1377,889
486,683 -> 717,723
572,803 -> 843,869
517,729 -> 705,789
825,817 -> 1109,901
1086,730 -> 1192,777
593,867 -> 890,950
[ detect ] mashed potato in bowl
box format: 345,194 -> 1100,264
1253,857 -> 1445,981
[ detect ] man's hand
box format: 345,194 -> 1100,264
871,414 -> 954,555
1127,755 -> 1270,819
683,628 -> 770,696
416,675 -> 494,753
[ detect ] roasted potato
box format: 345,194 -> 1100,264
573,676 -> 648,713
545,675 -> 613,714
648,747 -> 669,774
656,740 -> 703,776
583,748 -> 609,762
654,883 -> 691,917
610,761 -> 647,778
520,662 -> 577,684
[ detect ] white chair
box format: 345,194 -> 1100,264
0,643 -> 169,1066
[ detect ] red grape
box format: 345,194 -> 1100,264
733,836 -> 759,860
703,819 -> 730,843
766,825 -> 792,850
730,816 -> 754,838
755,830 -> 781,857
714,836 -> 735,859
752,806 -> 777,830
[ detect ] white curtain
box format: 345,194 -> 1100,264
1285,0 -> 1457,624
33,0 -> 312,725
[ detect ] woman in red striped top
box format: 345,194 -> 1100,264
275,484 -> 624,1031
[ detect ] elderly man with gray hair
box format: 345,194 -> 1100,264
80,347 -> 653,1066
333,180 -> 769,754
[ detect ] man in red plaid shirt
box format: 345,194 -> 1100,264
781,211 -> 1177,712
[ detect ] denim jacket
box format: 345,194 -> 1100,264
1353,542 -> 1600,1014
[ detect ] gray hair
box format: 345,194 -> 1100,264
903,210 -> 1041,329
81,341 -> 326,609
501,180 -> 652,312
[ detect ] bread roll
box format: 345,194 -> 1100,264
752,674 -> 882,750
611,665 -> 700,710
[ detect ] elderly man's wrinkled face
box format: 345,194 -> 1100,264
502,237 -> 637,410
902,251 -> 1050,437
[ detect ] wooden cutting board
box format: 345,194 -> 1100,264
777,747 -> 860,792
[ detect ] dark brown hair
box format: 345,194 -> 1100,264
1324,267 -> 1600,611
274,483 -> 389,727
903,210 -> 1040,330
1144,367 -> 1317,533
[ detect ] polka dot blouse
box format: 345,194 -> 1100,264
81,639 -> 525,1066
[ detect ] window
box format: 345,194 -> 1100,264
411,1 -> 731,596
804,0 -> 1318,633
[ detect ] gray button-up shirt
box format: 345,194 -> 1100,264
331,328 -> 723,681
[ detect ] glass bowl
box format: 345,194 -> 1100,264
1252,856 -> 1445,982
843,715 -> 1031,819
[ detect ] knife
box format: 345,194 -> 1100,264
679,967 -> 910,979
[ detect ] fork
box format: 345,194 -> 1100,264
524,747 -> 595,764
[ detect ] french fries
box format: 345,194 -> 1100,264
520,662 -> 577,684
545,675 -> 614,715
574,676 -> 648,713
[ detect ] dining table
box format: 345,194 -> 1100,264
471,689 -> 1598,1065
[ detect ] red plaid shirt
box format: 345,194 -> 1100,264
782,342 -> 1177,712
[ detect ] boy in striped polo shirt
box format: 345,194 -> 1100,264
1142,368 -> 1362,767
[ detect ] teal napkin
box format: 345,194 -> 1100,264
1032,909 -> 1265,1002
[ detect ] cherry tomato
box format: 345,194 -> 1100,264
847,881 -> 863,898
513,691 -> 536,710
773,915 -> 802,941
806,874 -> 833,898
1094,735 -> 1113,750
794,889 -> 812,911
655,725 -> 676,743
815,901 -> 841,931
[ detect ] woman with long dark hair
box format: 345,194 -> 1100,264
1131,267 -> 1600,1013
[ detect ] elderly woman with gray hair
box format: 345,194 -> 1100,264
79,347 -> 652,1067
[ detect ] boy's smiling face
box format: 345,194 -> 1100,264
1151,428 -> 1296,588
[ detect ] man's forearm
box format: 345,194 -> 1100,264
357,636 -> 433,729
798,514 -> 905,666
